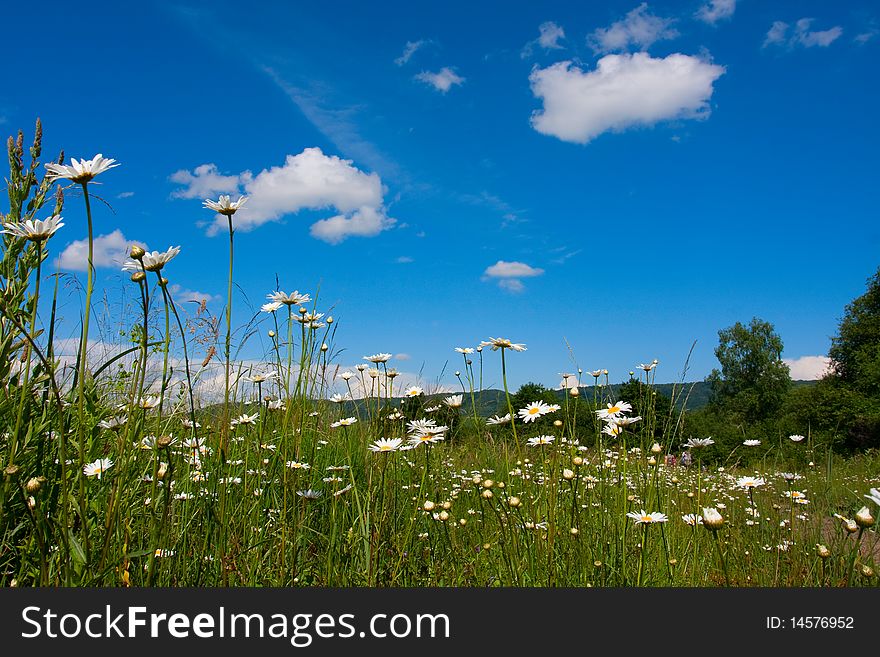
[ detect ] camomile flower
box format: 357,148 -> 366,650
261,301 -> 282,313
203,194 -> 248,216
737,476 -> 766,489
329,393 -> 347,403
526,435 -> 555,447
865,488 -> 880,507
455,347 -> 474,354
683,437 -> 715,449
602,423 -> 622,438
45,154 -> 119,183
286,461 -> 311,470
443,394 -> 463,408
98,415 -> 127,430
486,413 -> 512,426
245,371 -> 277,384
364,353 -> 392,363
83,458 -> 114,479
701,507 -> 724,530
2,215 -> 65,242
407,418 -> 437,433
608,415 -> 642,427
331,417 -> 357,428
789,434 -> 805,443
267,399 -> 285,411
626,510 -> 668,525
637,362 -> 657,372
404,386 -> 423,397
141,246 -> 181,272
682,513 -> 703,526
355,363 -> 368,372
518,401 -> 552,423
231,413 -> 259,427
296,489 -> 322,500
134,395 -> 161,410
595,401 -> 633,420
369,437 -> 404,453
340,371 -> 354,381
408,432 -> 445,447
267,290 -> 311,306
479,337 -> 527,352
743,439 -> 761,447
589,370 -> 603,378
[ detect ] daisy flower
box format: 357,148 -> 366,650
296,489 -> 322,500
682,513 -> 703,526
364,353 -> 392,363
231,413 -> 259,427
526,435 -> 555,447
140,246 -> 181,272
83,458 -> 114,479
455,347 -> 474,354
486,413 -> 511,425
737,476 -> 766,489
443,394 -> 463,408
789,434 -> 805,443
743,439 -> 761,447
267,290 -> 311,306
595,401 -> 632,420
408,432 -> 446,447
45,154 -> 119,183
683,437 -> 715,449
865,488 -> 880,507
626,510 -> 668,525
479,337 -> 527,352
261,301 -> 282,313
331,417 -> 358,428
286,461 -> 311,470
2,215 -> 64,242
369,438 -> 404,453
203,194 -> 248,216
404,386 -> 423,397
518,401 -> 552,423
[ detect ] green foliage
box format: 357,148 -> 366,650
707,317 -> 791,421
829,267 -> 880,396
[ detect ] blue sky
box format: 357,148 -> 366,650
4,0 -> 878,393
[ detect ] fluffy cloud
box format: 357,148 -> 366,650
783,355 -> 831,380
169,163 -> 249,199
695,0 -> 736,25
415,67 -> 465,93
529,53 -> 725,144
309,206 -> 396,244
483,260 -> 544,293
764,18 -> 843,49
172,148 -> 396,243
168,284 -> 220,306
55,230 -> 145,271
522,21 -> 566,58
395,40 -> 428,66
588,3 -> 678,54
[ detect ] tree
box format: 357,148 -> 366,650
829,267 -> 880,396
707,317 -> 791,420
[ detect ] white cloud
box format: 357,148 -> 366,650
55,230 -> 146,271
854,29 -> 878,45
483,260 -> 544,293
309,205 -> 396,244
529,53 -> 725,144
395,40 -> 427,66
588,3 -> 678,54
168,284 -> 220,306
783,355 -> 831,380
173,148 -> 396,243
394,353 -> 412,361
695,0 -> 736,25
169,163 -> 249,199
415,67 -> 465,93
396,256 -> 414,264
116,191 -> 135,199
522,21 -> 566,58
764,18 -> 843,49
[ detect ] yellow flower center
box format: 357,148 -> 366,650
529,407 -> 540,415
380,445 -> 392,451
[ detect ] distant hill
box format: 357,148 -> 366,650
339,380 -> 818,417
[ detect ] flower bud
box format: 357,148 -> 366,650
471,475 -> 482,485
327,316 -> 334,324
648,456 -> 657,466
861,565 -> 875,578
25,477 -> 43,494
562,468 -> 575,481
268,330 -> 276,338
4,465 -> 20,478
845,519 -> 859,534
27,496 -> 36,510
816,544 -> 831,559
459,518 -> 467,526
702,507 -> 724,530
569,387 -> 580,397
553,420 -> 563,428
508,496 -> 521,508
442,501 -> 451,510
481,489 -> 493,499
572,456 -> 583,467
423,500 -> 435,511
482,479 -> 494,489
570,527 -> 579,536
156,435 -> 174,449
157,462 -> 168,480
651,442 -> 662,454
438,511 -> 449,522
855,506 -> 875,528
321,343 -> 329,352
131,271 -> 146,283
160,277 -> 169,287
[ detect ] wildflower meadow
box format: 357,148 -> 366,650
0,123 -> 878,588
